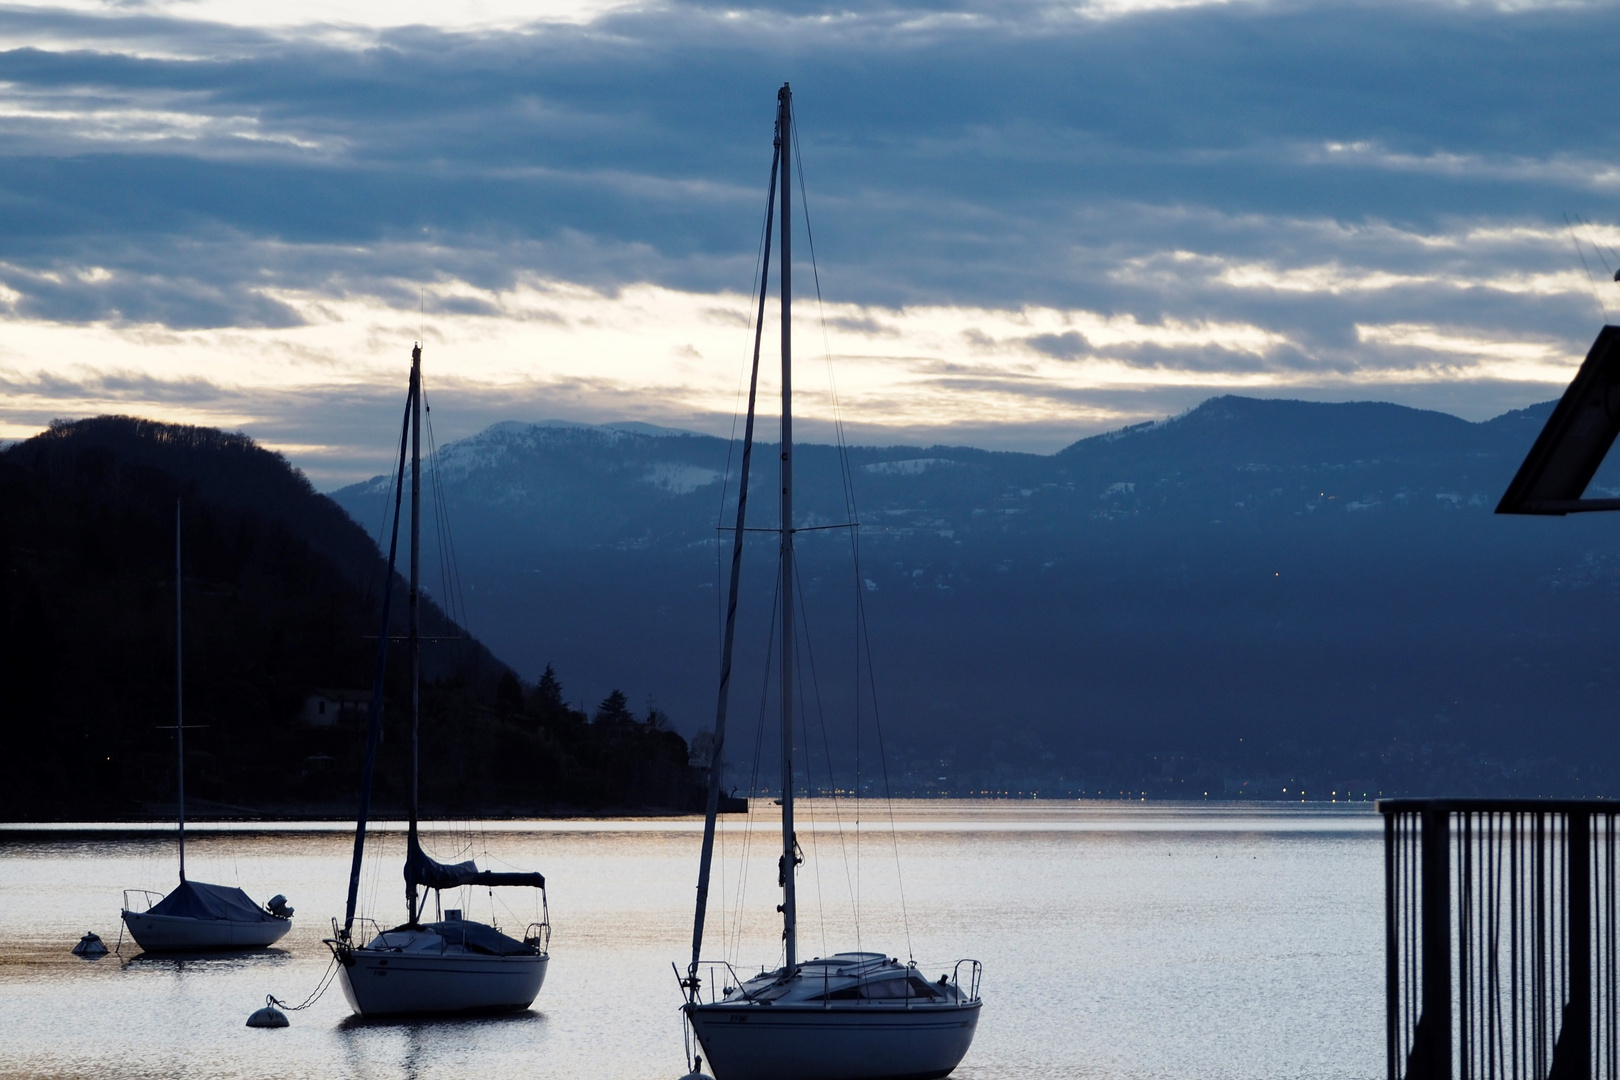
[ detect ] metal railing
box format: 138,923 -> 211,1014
121,889 -> 163,914
685,959 -> 763,1004
681,958 -> 981,1006
951,958 -> 983,1002
1381,799 -> 1620,1080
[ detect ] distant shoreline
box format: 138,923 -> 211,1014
0,797 -> 1383,836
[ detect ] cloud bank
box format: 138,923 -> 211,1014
0,0 -> 1617,482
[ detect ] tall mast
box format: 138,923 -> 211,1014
689,130 -> 780,989
341,376 -> 413,940
407,343 -> 422,924
777,81 -> 798,977
175,499 -> 185,883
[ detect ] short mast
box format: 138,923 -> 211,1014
175,499 -> 185,883
407,343 -> 422,925
777,81 -> 798,978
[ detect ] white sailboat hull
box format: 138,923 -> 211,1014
337,949 -> 548,1017
120,909 -> 291,952
686,1000 -> 981,1080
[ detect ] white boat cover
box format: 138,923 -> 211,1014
147,880 -> 277,922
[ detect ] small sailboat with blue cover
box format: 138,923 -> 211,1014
120,501 -> 294,953
324,344 -> 550,1017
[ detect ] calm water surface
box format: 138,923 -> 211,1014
0,802 -> 1381,1080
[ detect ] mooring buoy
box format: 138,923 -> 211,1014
71,932 -> 107,958
246,1001 -> 289,1028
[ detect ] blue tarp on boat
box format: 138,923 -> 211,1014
146,880 -> 275,922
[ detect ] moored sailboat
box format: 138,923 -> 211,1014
324,344 -> 550,1018
678,84 -> 982,1080
120,501 -> 294,954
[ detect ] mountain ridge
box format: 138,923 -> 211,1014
329,392 -> 1620,800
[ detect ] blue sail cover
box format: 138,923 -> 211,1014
404,838 -> 545,891
147,880 -> 276,922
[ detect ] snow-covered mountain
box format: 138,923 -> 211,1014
331,395 -> 1620,798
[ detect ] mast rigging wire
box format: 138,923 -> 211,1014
1564,212 -> 1610,323
715,157 -> 782,668
793,556 -> 862,948
728,571 -> 781,965
790,93 -> 913,961
1576,214 -> 1620,278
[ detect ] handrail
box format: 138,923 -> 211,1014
121,889 -> 164,914
337,917 -> 393,949
687,959 -> 766,1004
524,921 -> 551,954
951,959 -> 982,1002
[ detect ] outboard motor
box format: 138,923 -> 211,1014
266,894 -> 294,919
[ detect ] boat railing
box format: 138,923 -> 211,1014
345,917 -> 403,950
523,920 -> 551,954
688,959 -> 764,1004
950,959 -> 982,1002
122,889 -> 163,914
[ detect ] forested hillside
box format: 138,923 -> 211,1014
0,417 -> 702,819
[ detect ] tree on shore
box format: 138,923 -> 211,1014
594,689 -> 635,726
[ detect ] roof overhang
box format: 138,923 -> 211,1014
1498,325 -> 1620,515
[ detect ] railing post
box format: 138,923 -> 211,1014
1382,800 -> 1615,1080
1408,808 -> 1453,1080
1387,810 -> 1400,1080
1551,811 -> 1591,1080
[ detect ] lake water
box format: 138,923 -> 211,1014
0,802 -> 1383,1080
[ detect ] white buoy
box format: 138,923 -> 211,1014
246,1001 -> 289,1028
71,932 -> 108,958
676,1054 -> 712,1080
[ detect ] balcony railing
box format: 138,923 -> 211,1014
1380,799 -> 1620,1080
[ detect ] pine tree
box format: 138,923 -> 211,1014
594,688 -> 635,726
536,664 -> 564,713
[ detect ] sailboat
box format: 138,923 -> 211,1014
120,501 -> 294,953
324,344 -> 551,1018
678,84 -> 983,1080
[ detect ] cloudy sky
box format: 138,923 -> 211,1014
1,0 -> 1618,485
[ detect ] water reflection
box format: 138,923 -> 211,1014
334,1010 -> 545,1032
120,948 -> 292,970
334,1008 -> 546,1080
0,804 -> 1385,1080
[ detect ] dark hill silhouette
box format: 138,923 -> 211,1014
0,417 -> 701,819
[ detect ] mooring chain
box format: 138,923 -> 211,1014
254,954 -> 339,1024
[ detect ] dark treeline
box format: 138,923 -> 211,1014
0,417 -> 703,820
